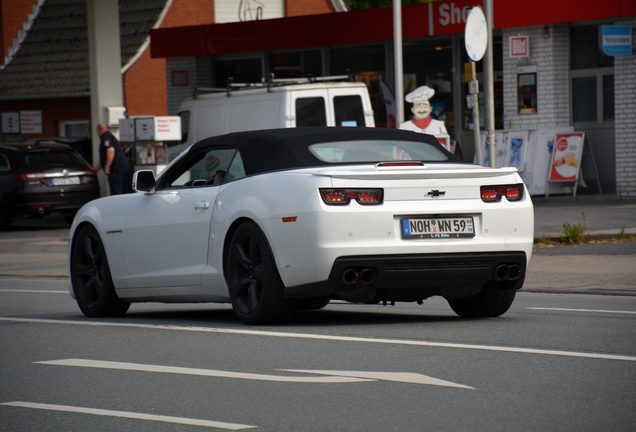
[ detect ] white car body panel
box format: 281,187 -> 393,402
68,127 -> 534,322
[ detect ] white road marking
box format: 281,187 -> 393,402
528,307 -> 636,315
0,401 -> 256,430
281,370 -> 474,389
37,359 -> 372,383
0,289 -> 67,294
1,317 -> 635,362
36,358 -> 470,388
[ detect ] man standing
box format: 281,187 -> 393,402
95,122 -> 129,195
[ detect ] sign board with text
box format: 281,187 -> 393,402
133,116 -> 182,142
548,133 -> 585,182
20,111 -> 43,134
601,25 -> 632,56
510,36 -> 529,57
1,112 -> 20,133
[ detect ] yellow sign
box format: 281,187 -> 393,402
464,62 -> 476,82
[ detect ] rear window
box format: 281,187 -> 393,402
334,95 -> 364,127
296,97 -> 327,127
309,140 -> 448,163
13,149 -> 88,170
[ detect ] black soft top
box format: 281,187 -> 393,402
189,127 -> 466,176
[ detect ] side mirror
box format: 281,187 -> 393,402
132,170 -> 156,193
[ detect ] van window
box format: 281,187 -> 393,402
296,97 -> 327,127
334,95 -> 364,127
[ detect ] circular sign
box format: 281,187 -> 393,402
464,6 -> 488,62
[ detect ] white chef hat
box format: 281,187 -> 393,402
405,85 -> 435,103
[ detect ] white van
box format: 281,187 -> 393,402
171,76 -> 375,158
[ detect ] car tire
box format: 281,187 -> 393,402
226,221 -> 296,325
0,212 -> 9,231
448,285 -> 516,318
70,224 -> 130,317
297,299 -> 330,311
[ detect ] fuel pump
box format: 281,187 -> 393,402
119,116 -> 181,176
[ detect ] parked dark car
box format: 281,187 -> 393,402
0,140 -> 100,229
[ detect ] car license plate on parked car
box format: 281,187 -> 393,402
401,216 -> 475,239
52,177 -> 80,186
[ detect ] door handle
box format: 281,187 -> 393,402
194,201 -> 210,209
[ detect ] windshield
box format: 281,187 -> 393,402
309,139 -> 448,163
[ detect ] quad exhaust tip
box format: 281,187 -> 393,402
494,264 -> 523,281
341,267 -> 377,285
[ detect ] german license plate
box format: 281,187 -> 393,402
401,216 -> 474,239
52,177 -> 80,186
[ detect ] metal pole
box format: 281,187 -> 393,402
484,0 -> 496,168
393,0 -> 404,125
469,63 -> 482,166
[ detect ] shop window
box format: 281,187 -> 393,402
570,26 -> 613,70
570,26 -> 614,124
330,45 -> 386,127
214,57 -> 262,87
572,77 -> 597,122
59,120 -> 90,138
602,75 -> 615,121
517,72 -> 537,114
269,51 -> 322,80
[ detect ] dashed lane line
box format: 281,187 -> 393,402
1,317 -> 635,362
527,307 -> 636,315
0,401 -> 256,430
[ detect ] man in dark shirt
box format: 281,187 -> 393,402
95,122 -> 129,195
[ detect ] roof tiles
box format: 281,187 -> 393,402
0,0 -> 167,99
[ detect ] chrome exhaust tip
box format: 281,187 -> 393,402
341,268 -> 358,285
359,268 -> 376,285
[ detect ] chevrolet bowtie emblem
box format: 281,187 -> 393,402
426,190 -> 446,197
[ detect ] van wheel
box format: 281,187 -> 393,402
70,224 -> 130,317
226,222 -> 296,325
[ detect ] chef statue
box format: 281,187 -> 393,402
399,85 -> 448,135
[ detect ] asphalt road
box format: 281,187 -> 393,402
1,215 -> 635,430
1,278 -> 635,431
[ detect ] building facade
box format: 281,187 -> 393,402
1,0 -> 635,197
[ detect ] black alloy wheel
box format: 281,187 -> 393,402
70,224 -> 130,317
226,222 -> 295,325
448,284 -> 517,318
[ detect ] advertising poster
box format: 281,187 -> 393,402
548,133 -> 585,182
503,130 -> 529,172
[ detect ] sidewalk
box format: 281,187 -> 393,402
527,194 -> 636,296
1,195 -> 635,295
532,194 -> 636,238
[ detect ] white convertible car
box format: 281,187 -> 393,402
69,127 -> 533,324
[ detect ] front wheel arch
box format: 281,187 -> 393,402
70,223 -> 130,317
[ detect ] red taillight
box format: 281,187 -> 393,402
377,161 -> 424,167
480,184 -> 524,202
319,188 -> 383,205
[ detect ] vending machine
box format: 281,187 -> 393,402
119,116 -> 181,175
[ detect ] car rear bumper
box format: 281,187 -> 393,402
7,190 -> 100,217
285,251 -> 528,301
